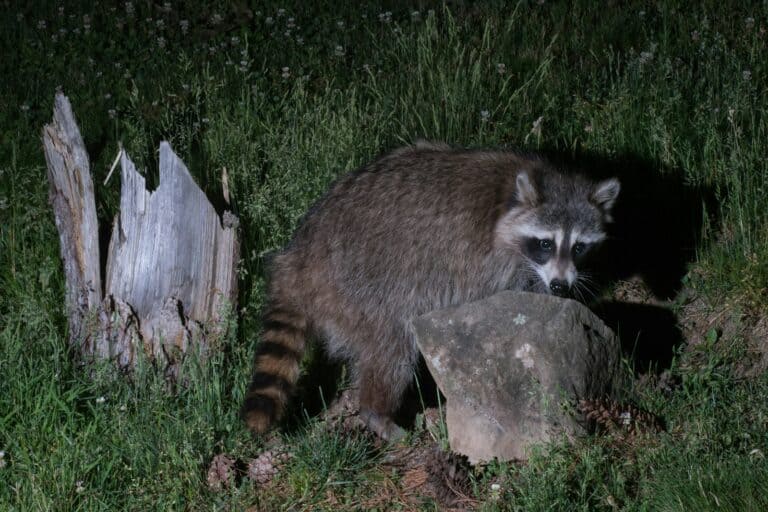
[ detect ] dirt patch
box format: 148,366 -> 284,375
610,275 -> 768,378
317,391 -> 477,510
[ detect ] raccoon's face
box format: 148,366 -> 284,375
518,225 -> 607,298
495,169 -> 620,300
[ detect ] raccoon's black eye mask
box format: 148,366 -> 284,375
571,242 -> 593,264
524,237 -> 555,264
523,237 -> 595,266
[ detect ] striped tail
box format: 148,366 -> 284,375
242,305 -> 308,434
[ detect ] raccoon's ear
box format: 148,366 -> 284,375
515,171 -> 538,206
591,178 -> 620,215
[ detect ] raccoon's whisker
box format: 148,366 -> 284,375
573,278 -> 598,303
575,278 -> 598,296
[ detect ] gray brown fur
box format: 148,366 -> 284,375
242,142 -> 619,439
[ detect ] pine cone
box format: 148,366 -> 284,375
247,449 -> 292,485
207,453 -> 236,491
425,446 -> 474,508
578,398 -> 664,437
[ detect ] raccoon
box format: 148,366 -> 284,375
242,142 -> 620,439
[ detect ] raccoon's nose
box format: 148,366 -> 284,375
549,279 -> 570,297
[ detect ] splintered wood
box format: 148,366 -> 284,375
42,92 -> 239,376
42,93 -> 102,346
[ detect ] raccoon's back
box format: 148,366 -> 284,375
280,146 -> 535,314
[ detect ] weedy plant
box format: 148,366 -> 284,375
1,1 -> 768,510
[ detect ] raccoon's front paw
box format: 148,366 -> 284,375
359,408 -> 406,441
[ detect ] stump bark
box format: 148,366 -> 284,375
42,92 -> 239,375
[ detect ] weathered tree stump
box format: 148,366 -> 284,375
42,92 -> 239,376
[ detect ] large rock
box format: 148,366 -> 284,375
412,291 -> 620,463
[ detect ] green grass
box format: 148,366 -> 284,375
2,1 -> 768,510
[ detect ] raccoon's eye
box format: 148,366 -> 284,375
572,242 -> 586,255
538,239 -> 554,251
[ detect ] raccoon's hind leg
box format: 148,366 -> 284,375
242,303 -> 309,434
355,326 -> 418,441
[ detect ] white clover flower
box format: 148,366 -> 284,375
531,115 -> 543,134
281,66 -> 290,79
296,36 -> 304,45
58,6 -> 65,16
378,11 -> 392,23
179,19 -> 188,34
496,62 -> 506,74
277,8 -> 286,17
157,36 -> 166,48
525,115 -> 544,143
639,51 -> 653,65
336,20 -> 345,28
96,396 -> 106,404
287,17 -> 296,28
156,19 -> 164,29
75,481 -> 85,493
743,69 -> 752,80
745,17 -> 755,29
265,16 -> 274,25
124,1 -> 134,16
104,93 -> 111,100
334,45 -> 345,57
411,11 -> 420,20
163,2 -> 172,12
231,36 -> 240,45
211,13 -> 223,25
37,20 -> 47,30
584,123 -> 593,133
20,104 -> 30,112
691,30 -> 700,41
480,110 -> 490,122
620,411 -> 632,425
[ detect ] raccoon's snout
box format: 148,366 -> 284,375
549,279 -> 571,297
